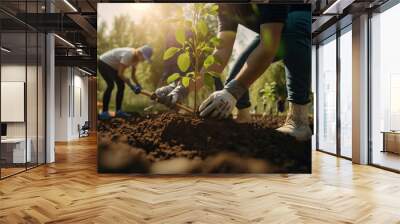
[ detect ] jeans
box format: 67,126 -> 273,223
98,60 -> 125,112
225,9 -> 311,109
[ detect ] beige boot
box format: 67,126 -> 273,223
276,102 -> 312,141
235,107 -> 252,123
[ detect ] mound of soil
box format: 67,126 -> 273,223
98,113 -> 311,173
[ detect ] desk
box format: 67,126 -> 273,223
382,131 -> 400,154
1,138 -> 31,163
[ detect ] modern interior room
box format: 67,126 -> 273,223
0,0 -> 400,223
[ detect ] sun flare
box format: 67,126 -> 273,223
130,3 -> 152,12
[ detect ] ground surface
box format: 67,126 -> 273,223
97,113 -> 311,173
1,135 -> 400,223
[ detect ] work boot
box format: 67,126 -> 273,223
276,102 -> 312,141
235,107 -> 252,123
115,110 -> 131,118
99,111 -> 111,120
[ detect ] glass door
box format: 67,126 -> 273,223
370,3 -> 400,171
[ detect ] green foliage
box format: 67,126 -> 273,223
260,82 -> 277,104
163,47 -> 180,60
250,60 -> 287,115
204,73 -> 214,89
175,28 -> 186,46
163,3 -> 221,111
177,52 -> 191,72
97,6 -> 183,113
203,55 -> 215,69
197,20 -> 208,37
182,77 -> 191,88
167,73 -> 181,84
96,4 -> 223,114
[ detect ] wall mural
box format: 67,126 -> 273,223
97,3 -> 313,174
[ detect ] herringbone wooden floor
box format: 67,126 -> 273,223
1,135 -> 400,224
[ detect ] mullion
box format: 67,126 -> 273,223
336,29 -> 341,157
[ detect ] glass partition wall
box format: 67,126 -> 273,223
370,3 -> 400,171
317,35 -> 337,155
0,2 -> 46,179
339,26 -> 352,159
316,25 -> 353,159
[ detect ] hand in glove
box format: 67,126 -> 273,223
155,84 -> 187,107
199,89 -> 236,118
168,84 -> 188,105
127,82 -> 142,94
133,84 -> 142,94
199,79 -> 247,119
154,84 -> 175,106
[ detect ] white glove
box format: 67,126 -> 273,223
155,84 -> 188,107
154,84 -> 175,106
168,84 -> 188,105
199,89 -> 237,118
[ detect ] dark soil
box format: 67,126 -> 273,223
98,113 -> 311,174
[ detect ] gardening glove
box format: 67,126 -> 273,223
132,84 -> 142,94
128,82 -> 142,94
154,84 -> 175,106
199,79 -> 247,119
155,84 -> 188,107
167,84 -> 188,105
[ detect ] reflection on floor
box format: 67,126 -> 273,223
0,167 -> 25,178
373,150 -> 400,171
0,134 -> 400,223
0,163 -> 42,179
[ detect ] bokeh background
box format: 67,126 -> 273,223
97,3 -> 293,117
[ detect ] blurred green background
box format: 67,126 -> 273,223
97,3 -> 298,117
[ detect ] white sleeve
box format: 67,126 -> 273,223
120,51 -> 133,66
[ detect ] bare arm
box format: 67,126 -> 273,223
235,23 -> 284,88
117,64 -> 129,83
203,31 -> 236,75
131,65 -> 139,85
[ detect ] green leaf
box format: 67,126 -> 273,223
210,4 -> 219,12
167,73 -> 181,84
204,73 -> 214,89
197,20 -> 208,37
182,76 -> 190,88
177,52 -> 190,72
175,28 -> 186,46
187,72 -> 195,78
210,37 -> 221,47
163,47 -> 180,60
203,55 -> 215,69
201,46 -> 214,53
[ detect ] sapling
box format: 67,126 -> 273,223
163,3 -> 221,113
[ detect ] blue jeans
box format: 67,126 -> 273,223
225,10 -> 311,109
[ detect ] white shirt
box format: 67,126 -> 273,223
100,48 -> 135,70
